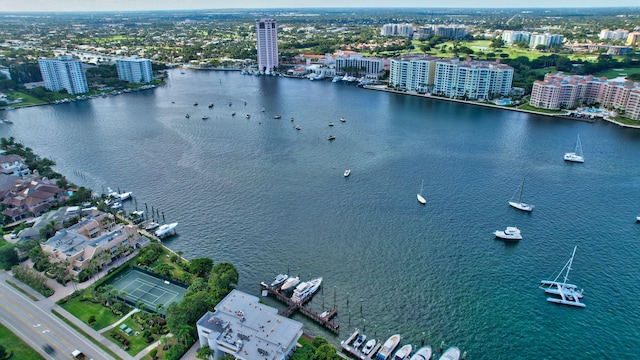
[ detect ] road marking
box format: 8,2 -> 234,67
42,329 -> 50,333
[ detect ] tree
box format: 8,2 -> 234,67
166,291 -> 216,335
312,337 -> 328,348
0,344 -> 7,359
208,262 -> 238,300
189,258 -> 213,278
176,324 -> 194,346
196,345 -> 215,360
155,263 -> 174,277
0,245 -> 19,270
315,344 -> 341,360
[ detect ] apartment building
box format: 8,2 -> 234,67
432,58 -> 514,99
256,18 -> 279,74
529,33 -> 564,49
389,55 -> 438,92
38,55 -> 88,94
502,31 -> 531,45
381,23 -> 414,37
530,73 -> 640,120
335,54 -> 384,78
599,29 -> 629,41
626,32 -> 640,46
116,56 -> 153,83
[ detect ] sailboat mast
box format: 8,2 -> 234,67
518,178 -> 525,202
563,246 -> 577,285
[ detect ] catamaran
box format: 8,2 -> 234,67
508,178 -> 533,212
417,180 -> 426,205
564,135 -> 584,163
540,246 -> 586,308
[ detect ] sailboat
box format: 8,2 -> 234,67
417,180 -> 426,205
540,246 -> 586,308
508,178 -> 533,212
564,135 -> 584,163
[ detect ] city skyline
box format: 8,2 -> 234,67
1,0 -> 638,12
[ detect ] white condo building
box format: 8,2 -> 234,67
381,23 -> 414,37
389,55 -> 439,93
256,18 -> 279,74
335,54 -> 384,78
599,29 -> 629,41
197,290 -> 303,360
502,31 -> 532,45
38,56 -> 88,95
116,56 -> 153,83
529,33 -> 564,49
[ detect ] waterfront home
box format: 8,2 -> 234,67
1,174 -> 64,222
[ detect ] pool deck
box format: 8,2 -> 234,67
363,85 -> 640,129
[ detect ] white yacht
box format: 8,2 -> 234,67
564,134 -> 584,163
353,334 -> 367,349
494,227 -> 522,240
393,344 -> 412,360
155,222 -> 178,238
439,347 -> 461,360
271,274 -> 289,288
410,346 -> 432,360
363,339 -> 377,355
417,180 -> 426,205
291,277 -> 322,303
377,334 -> 401,360
280,276 -> 300,291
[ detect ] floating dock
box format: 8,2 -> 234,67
340,329 -> 381,360
260,282 -> 339,334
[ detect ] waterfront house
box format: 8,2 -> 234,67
1,175 -> 64,222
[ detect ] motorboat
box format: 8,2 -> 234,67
393,344 -> 412,360
494,227 -> 522,240
508,178 -> 533,212
110,201 -> 122,209
246,114 -> 251,119
327,135 -> 335,141
344,169 -> 351,177
564,134 -> 584,163
117,191 -> 132,201
131,210 -> 144,218
417,180 -> 426,205
274,115 -> 282,119
155,222 -> 178,238
291,277 -> 322,303
280,276 -> 300,291
340,117 -> 346,122
329,122 -> 334,126
3,119 -> 13,124
295,125 -> 301,130
202,116 -> 209,120
410,346 -> 432,360
271,274 -> 289,288
232,112 -> 236,116
193,102 -> 198,106
185,114 -> 190,118
363,339 -> 377,355
439,347 -> 461,360
144,221 -> 160,231
540,246 -> 586,308
376,334 -> 401,360
353,334 -> 367,349
208,103 -> 214,108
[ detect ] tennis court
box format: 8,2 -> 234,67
107,268 -> 187,313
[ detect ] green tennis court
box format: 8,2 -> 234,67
108,268 -> 187,312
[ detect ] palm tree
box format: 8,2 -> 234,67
177,325 -> 194,346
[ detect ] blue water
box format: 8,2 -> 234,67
2,70 -> 640,359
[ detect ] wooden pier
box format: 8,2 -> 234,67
260,282 -> 340,334
340,329 -> 380,360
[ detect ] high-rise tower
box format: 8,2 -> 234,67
256,18 -> 279,74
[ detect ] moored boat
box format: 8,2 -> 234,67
410,346 -> 432,360
274,115 -> 282,119
344,169 -> 351,177
155,222 -> 178,238
271,274 -> 289,288
329,122 -> 334,126
439,347 -> 460,360
564,134 -> 584,163
291,277 -> 322,303
494,226 -> 522,240
144,221 -> 160,231
376,334 -> 401,360
363,339 -> 377,355
353,334 -> 367,349
393,344 -> 412,360
327,135 -> 335,141
508,178 -> 534,212
280,276 -> 300,291
340,117 -> 346,122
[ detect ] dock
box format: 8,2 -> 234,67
259,282 -> 339,334
340,329 -> 380,360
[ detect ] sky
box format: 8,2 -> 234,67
1,0 -> 638,12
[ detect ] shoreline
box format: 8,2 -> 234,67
363,85 -> 617,125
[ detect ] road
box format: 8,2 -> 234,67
0,273 -> 114,360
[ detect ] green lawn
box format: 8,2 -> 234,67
4,91 -> 46,107
60,296 -> 125,330
0,323 -> 44,360
519,104 -> 565,114
594,67 -> 640,79
108,320 -> 160,355
610,116 -> 640,126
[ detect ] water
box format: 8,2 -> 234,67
2,70 -> 640,359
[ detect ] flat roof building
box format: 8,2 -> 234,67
197,290 -> 303,360
116,56 -> 153,83
38,55 -> 88,95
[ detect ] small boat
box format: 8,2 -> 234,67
494,227 -> 522,240
340,117 -> 346,122
280,276 -> 300,291
232,112 -> 236,116
410,346 -> 432,360
274,115 -> 281,119
290,117 -> 294,122
637,215 -> 640,222
3,119 -> 13,124
116,191 -> 132,201
291,277 -> 322,303
344,169 -> 351,177
393,344 -> 412,360
144,221 -> 160,231
564,134 -> 584,163
193,102 -> 198,106
110,201 -> 122,209
155,222 -> 178,239
229,102 -> 232,106
363,339 -> 377,355
208,103 -> 214,108
261,108 -> 265,112
131,210 -> 144,218
417,180 -> 426,205
185,114 -> 190,118
540,246 -> 586,308
353,334 -> 367,349
439,347 -> 461,360
270,274 -> 289,288
508,177 -> 533,212
202,116 -> 209,120
246,114 -> 251,119
376,334 -> 401,360
295,125 -> 301,130
329,122 -> 334,126
327,135 -> 335,141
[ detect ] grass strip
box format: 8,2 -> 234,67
51,308 -> 122,360
5,280 -> 39,301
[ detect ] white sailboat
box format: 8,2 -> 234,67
564,135 -> 584,163
417,180 -> 426,205
508,178 -> 534,212
540,246 -> 586,308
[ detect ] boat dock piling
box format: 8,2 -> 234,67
259,282 -> 339,334
340,328 -> 379,360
